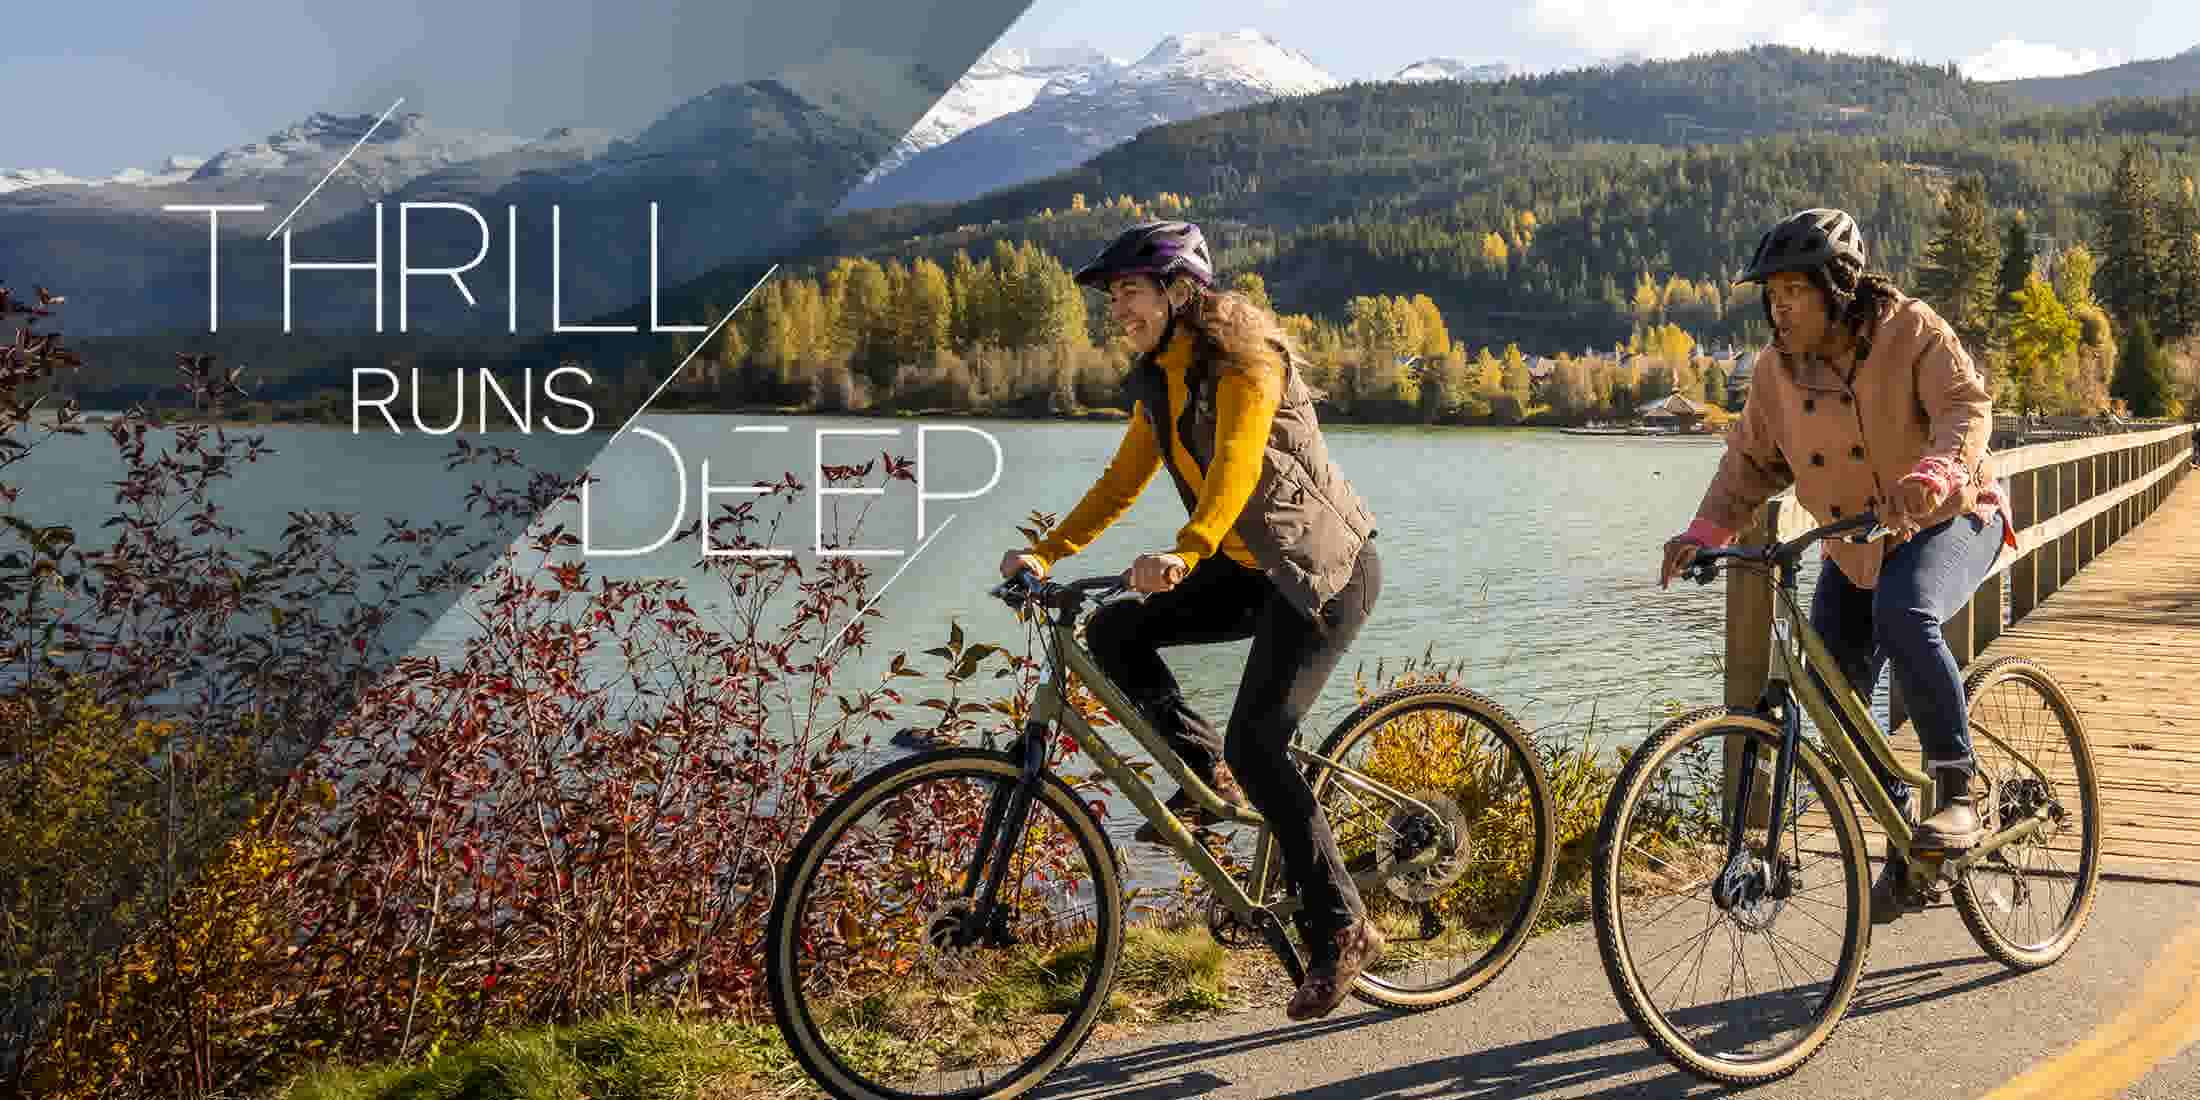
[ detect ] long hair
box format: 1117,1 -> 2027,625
1172,281 -> 1293,391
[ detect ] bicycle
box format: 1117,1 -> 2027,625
1591,510 -> 2102,1085
766,569 -> 1560,1100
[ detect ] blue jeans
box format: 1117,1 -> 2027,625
1808,511 -> 2007,810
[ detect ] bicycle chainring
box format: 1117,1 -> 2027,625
1206,896 -> 1263,949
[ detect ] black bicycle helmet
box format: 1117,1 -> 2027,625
1072,220 -> 1216,290
1735,208 -> 1866,286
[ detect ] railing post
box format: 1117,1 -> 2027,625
2058,459 -> 2079,589
2010,467 -> 2040,622
1724,500 -> 1778,826
1946,598 -> 1976,671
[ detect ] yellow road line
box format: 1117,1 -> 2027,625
1980,922 -> 2200,1100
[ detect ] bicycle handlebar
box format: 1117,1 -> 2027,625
1679,510 -> 1892,585
989,569 -> 1130,610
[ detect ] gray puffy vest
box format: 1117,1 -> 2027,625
1121,332 -> 1378,627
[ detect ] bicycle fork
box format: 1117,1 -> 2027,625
949,717 -> 1055,950
1713,679 -> 1802,912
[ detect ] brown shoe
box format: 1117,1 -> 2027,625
1133,763 -> 1248,845
1286,918 -> 1386,1021
1913,768 -> 1984,850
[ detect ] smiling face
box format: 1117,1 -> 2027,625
1765,270 -> 1834,355
1106,274 -> 1189,354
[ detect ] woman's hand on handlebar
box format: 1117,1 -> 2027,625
1659,536 -> 1704,590
1126,552 -> 1189,594
1000,551 -> 1048,581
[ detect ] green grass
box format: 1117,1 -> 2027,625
271,927 -> 1231,1100
276,1013 -> 805,1100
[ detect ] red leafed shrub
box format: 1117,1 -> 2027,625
2,284 -> 1082,1099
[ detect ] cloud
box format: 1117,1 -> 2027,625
1522,0 -> 1895,63
1959,39 -> 2125,82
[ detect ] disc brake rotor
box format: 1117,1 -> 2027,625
1375,791 -> 1470,902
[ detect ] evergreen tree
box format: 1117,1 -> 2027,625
1995,213 -> 2035,318
1914,175 -> 2002,355
2096,145 -> 2165,333
2113,315 -> 2174,418
2158,177 -> 2200,345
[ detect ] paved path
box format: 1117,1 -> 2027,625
1033,881 -> 2200,1100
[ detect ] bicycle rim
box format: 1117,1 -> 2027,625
1952,657 -> 2103,970
1309,683 -> 1558,1012
1591,707 -> 1871,1085
766,750 -> 1125,1100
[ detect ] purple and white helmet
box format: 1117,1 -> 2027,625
1073,220 -> 1216,290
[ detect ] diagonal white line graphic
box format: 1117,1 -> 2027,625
267,97 -> 406,241
821,512 -> 957,661
611,263 -> 780,441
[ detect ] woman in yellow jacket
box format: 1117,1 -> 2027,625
997,221 -> 1385,1021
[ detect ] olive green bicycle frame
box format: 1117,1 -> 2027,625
1016,606 -> 1442,971
1755,572 -> 2057,875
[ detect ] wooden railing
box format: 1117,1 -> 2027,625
1723,423 -> 2198,724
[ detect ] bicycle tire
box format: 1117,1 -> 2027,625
1301,682 -> 1559,1012
1591,705 -> 1872,1086
1950,656 -> 2103,971
765,747 -> 1125,1100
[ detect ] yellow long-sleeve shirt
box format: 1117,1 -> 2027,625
1030,331 -> 1281,572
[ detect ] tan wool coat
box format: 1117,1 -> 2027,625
1686,290 -> 2017,589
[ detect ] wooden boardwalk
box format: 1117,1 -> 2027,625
1740,424 -> 2200,884
1971,464 -> 2200,881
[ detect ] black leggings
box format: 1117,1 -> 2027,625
1084,541 -> 1382,958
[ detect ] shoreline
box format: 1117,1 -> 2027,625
52,404 -> 1739,438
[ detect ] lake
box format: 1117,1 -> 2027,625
15,412 -> 1834,889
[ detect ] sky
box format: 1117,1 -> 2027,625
10,0 -> 2200,178
996,0 -> 2200,84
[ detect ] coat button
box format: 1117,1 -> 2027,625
1851,445 -> 1865,459
1811,452 -> 1825,466
1804,398 -> 1816,412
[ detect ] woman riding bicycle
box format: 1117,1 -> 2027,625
997,220 -> 1386,1020
1659,207 -> 2019,922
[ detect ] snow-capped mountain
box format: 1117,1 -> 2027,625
0,155 -> 207,194
188,111 -> 531,197
0,54 -> 919,335
863,46 -> 1123,182
1395,58 -> 1520,83
848,30 -> 1338,210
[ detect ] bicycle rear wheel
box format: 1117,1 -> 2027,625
765,748 -> 1124,1100
1591,706 -> 1871,1085
1295,683 -> 1558,1012
1951,656 -> 2102,971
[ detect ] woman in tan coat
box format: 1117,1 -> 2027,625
1659,208 -> 2018,921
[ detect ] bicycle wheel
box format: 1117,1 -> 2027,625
1591,706 -> 1872,1085
1287,683 -> 1558,1012
766,748 -> 1124,1100
1951,656 -> 2103,971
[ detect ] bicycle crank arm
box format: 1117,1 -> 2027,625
1251,907 -> 1307,986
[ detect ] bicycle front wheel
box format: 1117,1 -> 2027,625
1591,706 -> 1872,1085
765,748 -> 1125,1100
